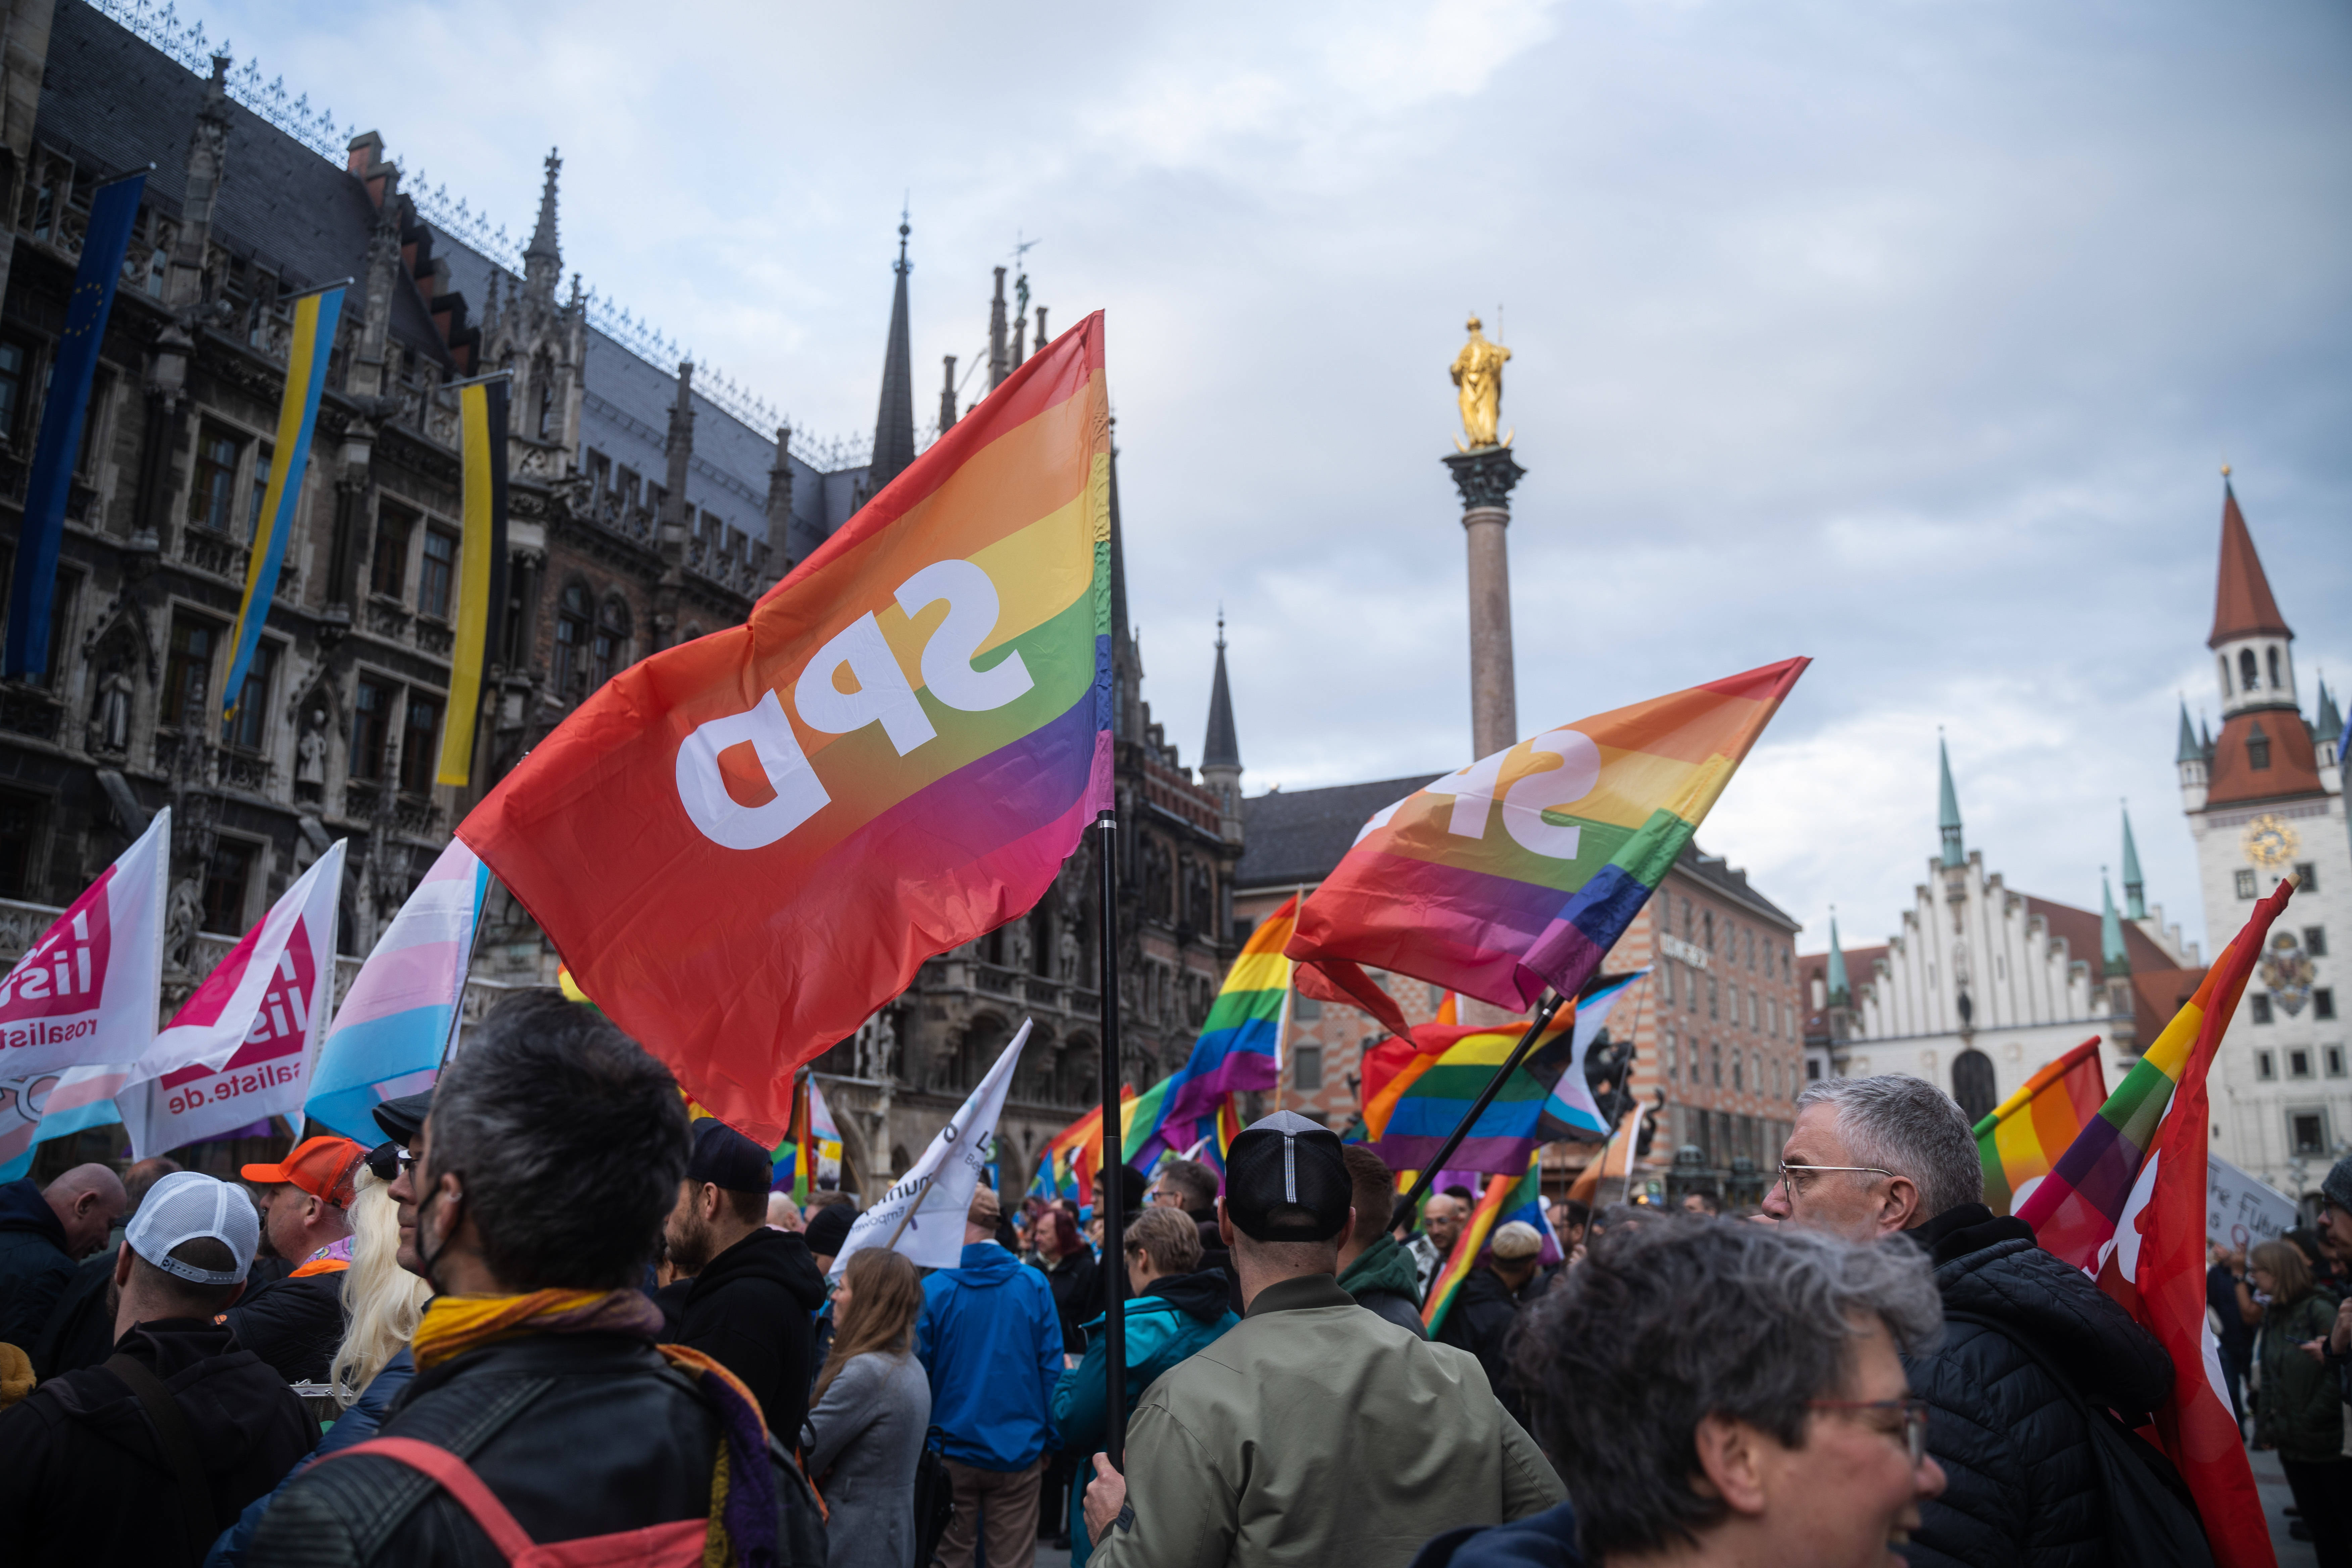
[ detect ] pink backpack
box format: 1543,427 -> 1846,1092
319,1437 -> 709,1566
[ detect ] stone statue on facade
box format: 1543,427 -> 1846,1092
296,708 -> 329,800
1450,314 -> 1512,450
164,876 -> 203,973
92,672 -> 132,755
1058,927 -> 1080,982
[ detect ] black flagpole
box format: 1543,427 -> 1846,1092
1096,809 -> 1127,1471
1387,988 -> 1566,1232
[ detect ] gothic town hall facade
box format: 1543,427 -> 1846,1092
0,0 -> 1244,1193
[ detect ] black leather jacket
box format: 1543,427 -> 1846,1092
1900,1206 -> 2173,1568
247,1330 -> 825,1568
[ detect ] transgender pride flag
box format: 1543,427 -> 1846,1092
303,839 -> 489,1141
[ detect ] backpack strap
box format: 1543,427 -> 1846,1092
1939,1311 -> 2200,1511
103,1352 -> 215,1559
323,1373 -> 560,1560
318,1437 -> 537,1563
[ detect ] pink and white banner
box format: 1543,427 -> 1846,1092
0,809 -> 169,1077
119,840 -> 345,1158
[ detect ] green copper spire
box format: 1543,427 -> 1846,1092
2120,803 -> 2146,920
2318,678 -> 2344,752
2175,699 -> 2202,765
2100,873 -> 2130,978
1938,735 -> 1964,868
1826,910 -> 1850,1009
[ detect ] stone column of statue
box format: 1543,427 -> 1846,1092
1442,315 -> 1528,759
1450,315 -> 1512,450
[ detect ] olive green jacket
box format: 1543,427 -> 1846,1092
1089,1272 -> 1565,1568
2255,1291 -> 2345,1464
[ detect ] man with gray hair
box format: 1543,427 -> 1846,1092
1764,1076 -> 2172,1568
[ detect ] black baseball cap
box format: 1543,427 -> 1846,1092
1223,1111 -> 1352,1242
803,1204 -> 854,1258
372,1090 -> 435,1147
687,1119 -> 773,1195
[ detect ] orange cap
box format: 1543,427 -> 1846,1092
242,1135 -> 365,1208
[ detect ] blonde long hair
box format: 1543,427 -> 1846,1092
813,1248 -> 923,1404
330,1168 -> 432,1407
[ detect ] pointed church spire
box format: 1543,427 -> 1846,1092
2209,472 -> 2292,648
868,209 -> 917,493
1826,910 -> 1850,1009
2315,677 -> 2343,750
1938,734 -> 1964,868
2100,872 -> 2130,978
2175,699 -> 2202,764
2120,802 -> 2146,920
1202,611 -> 1240,770
523,148 -> 561,305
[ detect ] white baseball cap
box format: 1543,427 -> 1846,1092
125,1171 -> 259,1285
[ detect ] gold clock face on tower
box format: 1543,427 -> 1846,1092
2241,814 -> 2300,869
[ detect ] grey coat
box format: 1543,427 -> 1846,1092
801,1350 -> 932,1568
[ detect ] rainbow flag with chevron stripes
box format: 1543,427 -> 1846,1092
1422,1153 -> 1556,1335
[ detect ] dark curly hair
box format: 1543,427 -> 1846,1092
425,989 -> 690,1290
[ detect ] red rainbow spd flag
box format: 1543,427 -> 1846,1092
463,316 -> 1113,1144
1289,659 -> 1806,1014
2019,879 -> 2291,1568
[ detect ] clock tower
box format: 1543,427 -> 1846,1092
2180,475 -> 2350,1199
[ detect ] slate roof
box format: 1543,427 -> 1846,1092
38,0 -> 448,365
50,0 -> 871,561
1235,774 -> 1442,890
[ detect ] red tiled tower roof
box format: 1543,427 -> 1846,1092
2204,710 -> 2325,807
2208,482 -> 2292,648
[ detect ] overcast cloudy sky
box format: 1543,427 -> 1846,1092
196,0 -> 2351,958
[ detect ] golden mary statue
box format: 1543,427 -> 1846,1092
1450,314 -> 1512,450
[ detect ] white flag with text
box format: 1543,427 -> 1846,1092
831,1019 -> 1029,1275
118,841 -> 346,1157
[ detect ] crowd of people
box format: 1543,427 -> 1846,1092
0,991 -> 2345,1568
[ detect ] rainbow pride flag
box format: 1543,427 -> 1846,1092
1365,1008 -> 1575,1172
2019,884 -> 2287,1270
463,316 -> 1115,1144
1974,1035 -> 2105,1216
1289,660 -> 1806,1014
1422,1155 -> 1552,1335
1366,970 -> 1644,1173
772,1075 -> 844,1199
1040,1084 -> 1134,1206
1164,896 -> 1297,1125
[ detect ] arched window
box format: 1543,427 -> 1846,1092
1952,1049 -> 1997,1123
552,583 -> 590,698
2267,646 -> 2281,689
592,597 -> 630,686
534,354 -> 556,440
2239,648 -> 2259,692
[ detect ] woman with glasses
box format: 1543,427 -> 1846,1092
1416,1217 -> 1945,1568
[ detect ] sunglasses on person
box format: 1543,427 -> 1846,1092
1807,1394 -> 1931,1465
363,1142 -> 416,1183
